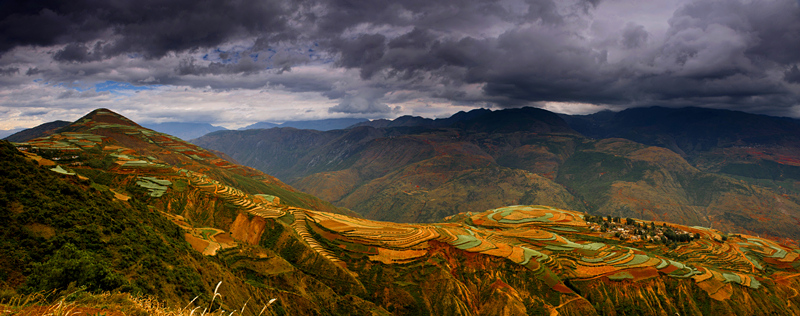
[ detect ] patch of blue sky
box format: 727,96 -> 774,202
196,43 -> 327,69
47,80 -> 158,95
319,56 -> 336,64
94,81 -> 159,93
202,46 -> 251,64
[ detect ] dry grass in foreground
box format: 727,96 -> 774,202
0,282 -> 277,316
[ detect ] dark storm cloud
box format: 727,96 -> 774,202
2,0 -> 800,118
25,68 -> 43,76
374,0 -> 797,109
0,0 -> 291,58
176,57 -> 264,76
786,65 -> 800,84
334,34 -> 387,79
324,0 -> 800,111
621,23 -> 648,49
322,0 -> 800,112
53,43 -> 104,63
0,67 -> 19,76
634,0 -> 800,108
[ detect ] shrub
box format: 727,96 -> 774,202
23,243 -> 126,294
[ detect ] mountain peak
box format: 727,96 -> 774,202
75,108 -> 141,127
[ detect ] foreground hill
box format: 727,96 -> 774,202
193,107 -> 800,241
4,108 -> 800,315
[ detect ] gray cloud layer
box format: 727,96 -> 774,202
1,0 -> 799,123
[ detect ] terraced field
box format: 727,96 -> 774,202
160,177 -> 798,306
273,205 -> 800,302
182,169 -> 286,218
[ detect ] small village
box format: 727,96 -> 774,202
584,214 -> 700,244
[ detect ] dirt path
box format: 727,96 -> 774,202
549,296 -> 583,316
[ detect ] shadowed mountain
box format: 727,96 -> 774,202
240,121 -> 279,129
5,108 -> 800,315
563,107 -> 800,179
3,120 -> 71,142
0,128 -> 24,139
564,107 -> 800,150
142,122 -> 227,141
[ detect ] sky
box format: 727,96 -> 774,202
1,0 -> 800,130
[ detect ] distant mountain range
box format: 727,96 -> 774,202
194,106 -> 800,241
141,122 -> 228,141
4,117 -> 373,143
241,117 -> 369,131
0,128 -> 24,139
141,118 -> 373,140
348,109 -> 491,129
3,120 -> 71,142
